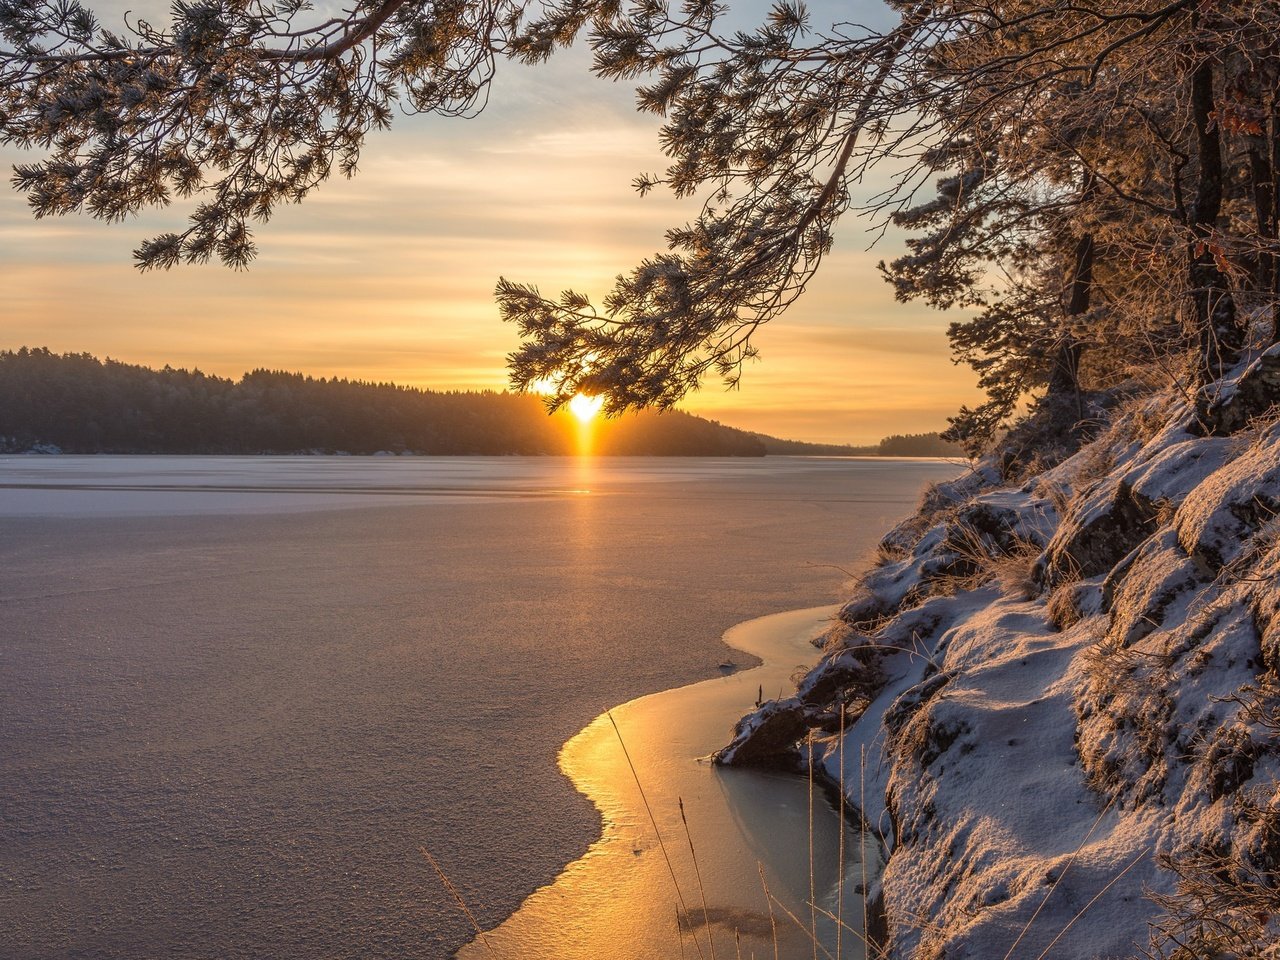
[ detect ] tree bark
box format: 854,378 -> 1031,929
1189,57 -> 1241,379
1048,174 -> 1095,402
1247,87 -> 1277,345
1247,139 -> 1273,289
1049,231 -> 1092,398
1272,92 -> 1280,343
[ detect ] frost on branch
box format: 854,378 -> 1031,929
0,0 -> 513,268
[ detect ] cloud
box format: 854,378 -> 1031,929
0,4 -> 979,445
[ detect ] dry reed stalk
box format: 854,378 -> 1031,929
837,696 -> 846,960
679,797 -> 719,960
809,902 -> 874,952
759,867 -> 836,960
808,730 -> 819,960
1031,847 -> 1150,960
757,862 -> 781,960
860,744 -> 869,955
1000,793 -> 1119,960
607,710 -> 707,960
419,845 -> 496,955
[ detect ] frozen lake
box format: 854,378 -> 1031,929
0,455 -> 961,958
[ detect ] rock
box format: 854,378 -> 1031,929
1198,343 -> 1280,436
1047,577 -> 1104,629
1103,529 -> 1203,648
884,671 -> 953,740
1173,423 -> 1280,572
1125,437 -> 1234,510
1039,480 -> 1158,589
797,647 -> 885,707
715,697 -> 809,767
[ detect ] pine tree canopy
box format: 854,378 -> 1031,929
3,0 -> 1279,445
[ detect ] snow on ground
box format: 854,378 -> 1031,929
720,349 -> 1280,958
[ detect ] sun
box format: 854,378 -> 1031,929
568,393 -> 605,423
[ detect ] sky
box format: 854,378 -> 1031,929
0,0 -> 983,445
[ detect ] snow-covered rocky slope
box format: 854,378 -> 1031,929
720,348 -> 1280,959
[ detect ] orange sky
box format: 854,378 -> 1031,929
0,3 -> 983,445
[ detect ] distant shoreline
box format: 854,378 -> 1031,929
2,447 -> 963,461
1,348 -> 965,459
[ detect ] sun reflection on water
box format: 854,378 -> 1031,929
570,394 -> 602,459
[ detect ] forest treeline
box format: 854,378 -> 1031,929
0,349 -> 957,458
755,432 -> 963,458
0,348 -> 764,455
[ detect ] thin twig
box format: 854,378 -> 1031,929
803,560 -> 869,586
757,862 -> 781,960
837,695 -> 847,960
420,846 -> 496,955
1031,847 -> 1151,960
808,731 -> 819,960
809,901 -> 875,951
680,797 -> 719,960
1000,792 -> 1119,960
861,743 -> 869,954
608,711 -> 707,960
761,875 -> 837,960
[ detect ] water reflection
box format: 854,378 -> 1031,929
457,607 -> 875,960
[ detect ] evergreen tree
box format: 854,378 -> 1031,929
0,349 -> 774,455
3,0 -> 1279,439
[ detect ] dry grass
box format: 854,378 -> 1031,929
1144,805 -> 1280,960
1076,627 -> 1177,806
1034,478 -> 1074,523
930,521 -> 1043,599
1070,441 -> 1118,494
1046,581 -> 1088,630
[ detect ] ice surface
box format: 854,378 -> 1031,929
0,454 -> 875,517
460,607 -> 874,960
0,455 -> 960,959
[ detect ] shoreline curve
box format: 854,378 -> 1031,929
456,604 -> 873,960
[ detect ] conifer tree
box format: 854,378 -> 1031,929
3,0 -> 1279,423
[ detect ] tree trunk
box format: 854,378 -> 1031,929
1247,139 -> 1273,290
1049,230 -> 1093,398
1048,174 -> 1095,403
1189,57 -> 1241,379
1248,88 -> 1277,345
1272,92 -> 1280,343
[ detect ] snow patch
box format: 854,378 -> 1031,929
720,377 -> 1280,958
